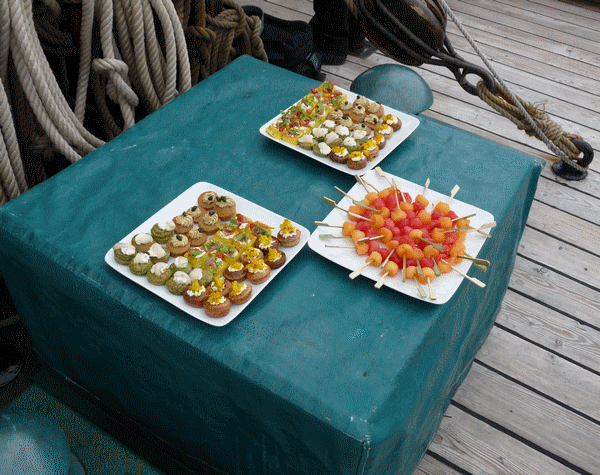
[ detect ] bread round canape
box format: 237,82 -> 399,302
166,271 -> 192,295
182,280 -> 209,307
198,191 -> 218,209
129,252 -> 152,276
223,261 -> 247,281
347,151 -> 368,170
372,133 -> 386,149
150,221 -> 176,243
172,212 -> 194,234
341,136 -> 359,153
255,234 -> 279,254
338,115 -> 354,128
203,291 -> 231,318
186,205 -> 204,223
168,256 -> 191,275
209,277 -> 233,296
166,234 -> 190,257
329,146 -> 349,164
312,142 -> 331,158
366,101 -> 384,118
353,95 -> 369,108
131,233 -> 154,253
363,114 -> 381,130
214,195 -> 236,220
246,259 -> 271,284
349,105 -> 366,123
265,248 -> 286,269
361,139 -> 379,161
298,134 -> 317,150
113,243 -> 136,265
189,267 -> 214,287
240,247 -> 263,266
229,281 -> 252,305
381,114 -> 402,131
198,210 -> 221,234
277,219 -> 301,247
375,124 -> 394,139
186,227 -> 208,247
147,262 -> 172,286
148,242 -> 170,263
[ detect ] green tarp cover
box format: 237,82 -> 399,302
0,56 -> 544,474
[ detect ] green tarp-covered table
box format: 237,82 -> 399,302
0,56 -> 544,474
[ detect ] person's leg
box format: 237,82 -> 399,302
310,0 -> 350,65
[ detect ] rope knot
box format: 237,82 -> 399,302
92,57 -> 139,108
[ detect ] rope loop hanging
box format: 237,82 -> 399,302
476,81 -> 584,164
184,0 -> 267,84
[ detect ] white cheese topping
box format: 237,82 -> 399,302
133,253 -> 150,264
151,262 -> 169,275
173,271 -> 191,285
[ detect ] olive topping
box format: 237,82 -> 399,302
176,234 -> 183,241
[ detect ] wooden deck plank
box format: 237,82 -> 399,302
498,290 -> 600,372
509,256 -> 600,328
455,362 -> 600,474
478,326 -> 600,419
429,404 -> 580,475
412,454 -> 462,475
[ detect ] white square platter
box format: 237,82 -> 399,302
259,86 -> 420,176
105,182 -> 310,326
307,169 -> 494,304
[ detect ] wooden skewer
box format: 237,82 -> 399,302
392,179 -> 406,202
375,167 -> 401,209
318,234 -> 348,241
334,186 -> 378,211
349,258 -> 375,279
422,178 -> 430,196
451,213 -> 476,222
427,278 -> 437,300
441,259 -> 486,288
414,277 -> 427,298
355,174 -> 370,193
479,221 -> 497,230
323,197 -> 371,221
325,244 -> 356,248
447,185 -> 460,204
375,166 -> 392,186
357,235 -> 384,243
375,254 -> 397,289
375,272 -> 389,289
361,176 -> 380,193
459,254 -> 490,268
314,221 -> 343,228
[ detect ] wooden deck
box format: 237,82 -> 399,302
258,0 -> 600,473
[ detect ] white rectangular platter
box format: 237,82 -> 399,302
259,86 -> 420,176
105,182 -> 310,326
308,169 -> 494,304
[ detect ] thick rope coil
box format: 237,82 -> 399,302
477,81 -> 583,160
185,0 -> 267,83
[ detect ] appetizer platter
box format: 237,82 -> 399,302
259,81 -> 420,176
308,168 -> 495,304
105,183 -> 309,326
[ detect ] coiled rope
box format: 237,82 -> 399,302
1,0 -> 266,204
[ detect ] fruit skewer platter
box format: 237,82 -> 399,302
307,169 -> 495,304
105,183 -> 310,327
259,81 -> 420,176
